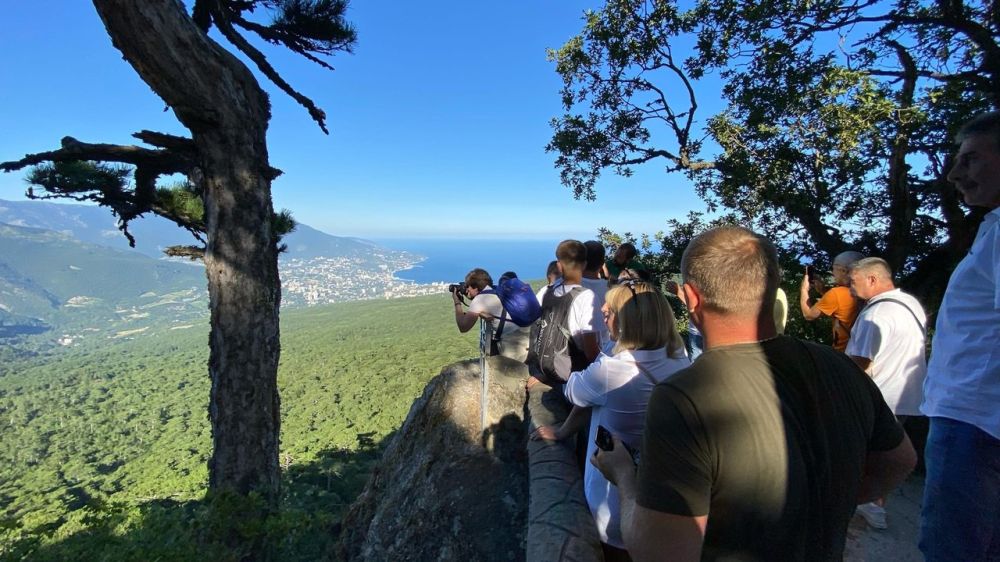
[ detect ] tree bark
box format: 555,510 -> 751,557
92,0 -> 282,503
884,44 -> 918,274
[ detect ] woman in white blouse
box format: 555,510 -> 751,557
531,281 -> 689,560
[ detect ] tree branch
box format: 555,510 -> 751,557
0,136 -> 192,175
209,0 -> 329,133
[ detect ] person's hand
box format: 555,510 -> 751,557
591,435 -> 634,486
530,424 -> 562,442
525,375 -> 542,390
665,280 -> 680,297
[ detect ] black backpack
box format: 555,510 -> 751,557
525,283 -> 588,385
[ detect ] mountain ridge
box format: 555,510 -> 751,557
0,198 -> 402,262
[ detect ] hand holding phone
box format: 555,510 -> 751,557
595,425 -> 614,452
595,425 -> 641,467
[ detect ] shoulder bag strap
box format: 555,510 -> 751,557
862,297 -> 926,338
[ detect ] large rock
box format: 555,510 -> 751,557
525,384 -> 603,561
339,356 -> 531,561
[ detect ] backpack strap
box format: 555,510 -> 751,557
479,287 -> 509,344
862,297 -> 926,339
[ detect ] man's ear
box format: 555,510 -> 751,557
682,282 -> 701,314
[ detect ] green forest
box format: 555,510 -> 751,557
1,293 -> 477,561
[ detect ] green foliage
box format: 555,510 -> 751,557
154,184 -> 204,229
26,162 -> 131,198
0,292 -> 476,560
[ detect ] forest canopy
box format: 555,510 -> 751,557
548,0 -> 999,304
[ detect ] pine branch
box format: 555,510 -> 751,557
0,136 -> 192,176
209,0 -> 330,133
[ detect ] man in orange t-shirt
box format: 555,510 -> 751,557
800,251 -> 865,352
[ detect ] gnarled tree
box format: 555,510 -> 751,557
549,0 -> 999,306
1,0 -> 355,505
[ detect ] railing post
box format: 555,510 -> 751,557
479,319 -> 489,431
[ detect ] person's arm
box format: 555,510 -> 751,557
665,280 -> 688,308
593,438 -> 707,562
799,270 -> 824,321
857,432 -> 917,503
454,295 -> 479,333
581,331 -> 600,364
530,405 -> 591,441
845,315 -> 877,375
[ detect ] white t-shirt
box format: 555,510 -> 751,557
923,208 -> 1000,438
535,282 -> 600,347
580,277 -> 610,349
845,288 -> 927,416
468,288 -> 520,338
563,347 -> 690,548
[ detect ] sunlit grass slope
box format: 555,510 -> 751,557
0,291 -> 479,560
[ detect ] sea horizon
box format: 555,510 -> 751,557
373,237 -> 584,285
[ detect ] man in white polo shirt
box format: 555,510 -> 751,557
846,256 -> 927,530
919,111 -> 1000,562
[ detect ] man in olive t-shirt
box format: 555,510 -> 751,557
593,226 -> 916,561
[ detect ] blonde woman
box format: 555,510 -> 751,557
531,281 -> 688,560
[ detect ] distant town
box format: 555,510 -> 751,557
280,255 -> 449,307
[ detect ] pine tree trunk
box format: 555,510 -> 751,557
92,0 -> 282,503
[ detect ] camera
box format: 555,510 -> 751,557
448,281 -> 467,295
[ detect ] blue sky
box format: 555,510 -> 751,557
0,1 -> 708,239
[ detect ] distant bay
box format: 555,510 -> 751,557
374,238 -> 569,284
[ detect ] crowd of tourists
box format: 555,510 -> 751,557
449,110 -> 1000,561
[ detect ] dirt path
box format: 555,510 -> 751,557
844,475 -> 925,561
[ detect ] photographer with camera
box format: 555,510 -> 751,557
452,268 -> 521,356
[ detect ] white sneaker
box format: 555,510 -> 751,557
856,502 -> 888,530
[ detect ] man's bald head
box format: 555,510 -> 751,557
681,226 -> 781,319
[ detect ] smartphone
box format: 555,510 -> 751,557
806,265 -> 816,282
595,425 -> 614,452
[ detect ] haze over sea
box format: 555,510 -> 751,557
376,238 -> 577,285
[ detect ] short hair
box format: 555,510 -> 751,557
956,111 -> 1000,148
833,251 -> 865,269
546,260 -> 560,280
850,257 -> 893,282
556,240 -> 587,268
618,268 -> 652,282
680,226 -> 780,318
606,281 -> 684,357
464,268 -> 493,290
584,240 -> 606,271
615,242 -> 637,262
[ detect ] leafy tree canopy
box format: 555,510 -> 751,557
550,0 -> 999,305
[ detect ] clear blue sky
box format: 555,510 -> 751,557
0,1 -> 708,239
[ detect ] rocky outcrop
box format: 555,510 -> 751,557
338,356 -> 531,561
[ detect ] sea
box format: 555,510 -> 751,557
373,238 -> 568,284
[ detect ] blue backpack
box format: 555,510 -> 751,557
484,275 -> 542,328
